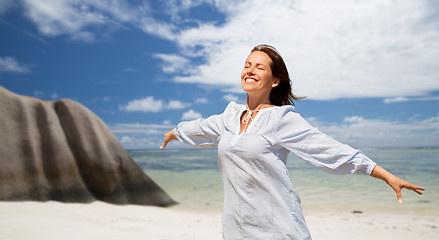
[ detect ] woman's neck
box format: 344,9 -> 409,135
246,94 -> 274,111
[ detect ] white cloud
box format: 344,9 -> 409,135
139,17 -> 176,40
306,114 -> 439,148
91,96 -> 112,103
0,56 -> 29,73
181,109 -> 202,120
195,98 -> 208,104
118,135 -> 161,149
111,123 -> 174,135
383,97 -> 409,104
120,96 -> 164,113
222,94 -> 239,102
50,92 -> 59,99
123,67 -> 136,72
34,90 -> 44,98
162,0 -> 439,100
110,122 -> 186,149
120,136 -> 133,145
153,53 -> 190,74
343,116 -> 364,123
120,97 -> 191,113
167,100 -> 191,109
384,96 -> 439,103
22,0 -> 104,38
19,0 -> 149,41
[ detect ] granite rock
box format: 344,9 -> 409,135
0,87 -> 176,206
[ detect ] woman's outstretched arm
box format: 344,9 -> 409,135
370,165 -> 425,202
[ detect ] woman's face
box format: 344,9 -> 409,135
241,51 -> 279,96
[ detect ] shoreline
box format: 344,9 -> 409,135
1,201 -> 438,240
168,199 -> 439,216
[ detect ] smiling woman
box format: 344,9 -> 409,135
160,44 -> 424,239
241,51 -> 279,99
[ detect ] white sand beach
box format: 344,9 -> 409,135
1,201 -> 438,240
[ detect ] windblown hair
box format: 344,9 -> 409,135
251,44 -> 304,106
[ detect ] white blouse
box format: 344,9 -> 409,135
173,102 -> 377,240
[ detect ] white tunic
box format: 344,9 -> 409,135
173,102 -> 376,240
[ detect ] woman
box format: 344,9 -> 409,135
161,44 -> 424,239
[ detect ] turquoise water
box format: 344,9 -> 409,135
129,148 -> 439,213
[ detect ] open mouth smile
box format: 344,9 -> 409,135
244,77 -> 258,83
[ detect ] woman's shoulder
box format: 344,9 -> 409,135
224,101 -> 245,113
269,104 -> 297,117
270,105 -> 310,126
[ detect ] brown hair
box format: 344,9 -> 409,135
251,44 -> 304,106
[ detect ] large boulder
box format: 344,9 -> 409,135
0,86 -> 176,206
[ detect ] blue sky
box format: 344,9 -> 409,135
1,0 -> 438,149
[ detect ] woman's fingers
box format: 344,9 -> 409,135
394,182 -> 425,203
395,189 -> 403,203
405,183 -> 425,195
413,188 -> 424,195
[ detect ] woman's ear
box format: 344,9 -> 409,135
272,78 -> 280,88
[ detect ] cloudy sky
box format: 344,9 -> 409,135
1,0 -> 438,149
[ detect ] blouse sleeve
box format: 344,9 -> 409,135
173,113 -> 222,148
172,102 -> 238,148
276,108 -> 376,175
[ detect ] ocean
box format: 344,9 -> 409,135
129,148 -> 439,214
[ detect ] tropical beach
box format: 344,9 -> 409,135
1,148 -> 438,239
1,1 -> 439,239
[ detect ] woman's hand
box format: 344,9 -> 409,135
388,175 -> 424,203
160,130 -> 178,149
371,165 -> 425,202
